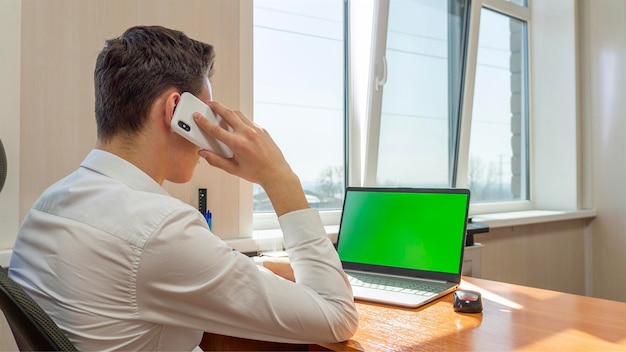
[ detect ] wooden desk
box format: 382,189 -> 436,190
201,277 -> 626,351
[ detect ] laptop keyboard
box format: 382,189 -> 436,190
347,272 -> 450,297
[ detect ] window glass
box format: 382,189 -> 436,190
468,8 -> 528,202
253,0 -> 345,212
374,0 -> 469,187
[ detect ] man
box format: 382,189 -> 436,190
9,25 -> 358,351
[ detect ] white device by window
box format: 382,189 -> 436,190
171,92 -> 234,158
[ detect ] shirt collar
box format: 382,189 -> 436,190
80,149 -> 170,196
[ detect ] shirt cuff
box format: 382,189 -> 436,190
278,208 -> 325,249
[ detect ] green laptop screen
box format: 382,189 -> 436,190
336,189 -> 469,274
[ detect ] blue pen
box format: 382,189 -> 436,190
204,210 -> 212,231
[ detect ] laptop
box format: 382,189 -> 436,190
336,187 -> 470,308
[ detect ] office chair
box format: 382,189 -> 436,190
0,266 -> 77,351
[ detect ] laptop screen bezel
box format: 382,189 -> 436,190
336,187 -> 471,284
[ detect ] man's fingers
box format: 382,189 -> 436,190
199,149 -> 240,176
206,101 -> 247,130
192,112 -> 231,143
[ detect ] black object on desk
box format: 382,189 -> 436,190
466,219 -> 489,246
453,289 -> 483,313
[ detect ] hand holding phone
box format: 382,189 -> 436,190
171,92 -> 234,158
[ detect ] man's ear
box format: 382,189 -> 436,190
165,91 -> 182,126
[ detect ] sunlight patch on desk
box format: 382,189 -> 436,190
461,281 -> 524,310
527,329 -> 626,351
518,286 -> 562,301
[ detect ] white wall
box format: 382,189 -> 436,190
477,219 -> 588,294
0,0 -> 21,262
531,0 -> 580,211
581,0 -> 626,301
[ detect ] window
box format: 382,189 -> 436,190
250,0 -> 533,232
353,0 -> 471,188
353,0 -> 531,211
253,0 -> 345,218
468,7 -> 529,203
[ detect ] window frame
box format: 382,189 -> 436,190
461,0 -> 533,215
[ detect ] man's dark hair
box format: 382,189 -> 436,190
94,25 -> 215,141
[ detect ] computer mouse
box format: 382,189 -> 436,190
453,289 -> 483,313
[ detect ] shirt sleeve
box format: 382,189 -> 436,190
134,206 -> 358,344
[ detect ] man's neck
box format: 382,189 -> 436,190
95,136 -> 165,185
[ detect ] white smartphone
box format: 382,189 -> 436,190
171,92 -> 234,158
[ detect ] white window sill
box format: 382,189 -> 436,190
227,209 -> 597,254
471,209 -> 596,228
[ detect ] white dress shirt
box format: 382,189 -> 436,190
9,149 -> 358,351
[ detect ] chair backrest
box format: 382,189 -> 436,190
0,266 -> 77,351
